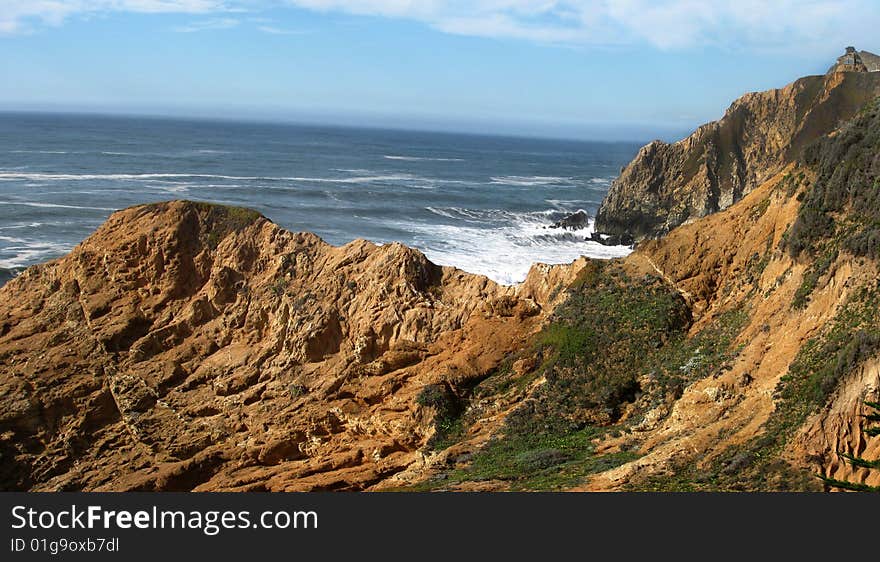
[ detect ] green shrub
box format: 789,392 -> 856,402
417,383 -> 466,449
788,98 -> 880,258
430,263 -> 747,490
504,264 -> 691,436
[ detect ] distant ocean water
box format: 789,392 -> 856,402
0,113 -> 639,285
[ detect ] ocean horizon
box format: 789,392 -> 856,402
0,111 -> 639,285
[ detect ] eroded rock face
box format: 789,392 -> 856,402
595,54 -> 880,241
0,201 -> 556,491
794,357 -> 880,490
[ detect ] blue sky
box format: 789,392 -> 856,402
1,1 -> 878,140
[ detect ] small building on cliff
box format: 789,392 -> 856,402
828,46 -> 880,73
830,47 -> 868,73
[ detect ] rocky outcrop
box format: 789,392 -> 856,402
583,167 -> 880,491
594,48 -> 880,241
0,201 -> 571,491
550,210 -> 589,231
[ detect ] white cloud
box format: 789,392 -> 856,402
0,1 -> 231,34
173,17 -> 240,32
283,0 -> 880,51
256,25 -> 309,34
1,0 -> 877,54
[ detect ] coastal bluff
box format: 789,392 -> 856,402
594,47 -> 880,241
3,48 -> 880,492
0,200 -> 576,491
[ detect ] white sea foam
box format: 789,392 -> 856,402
409,207 -> 631,285
589,177 -> 615,184
0,240 -> 72,269
0,201 -> 116,211
489,175 -> 574,187
0,171 -> 430,185
424,206 -> 460,220
545,199 -> 601,209
384,155 -> 464,162
0,222 -> 43,230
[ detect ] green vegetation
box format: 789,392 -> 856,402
502,263 -> 746,438
139,200 -> 263,249
195,203 -> 263,249
787,98 -> 880,259
270,278 -> 288,297
416,383 -> 467,450
502,262 -> 692,435
441,427 -> 639,491
749,197 -> 771,221
744,239 -> 774,289
416,262 -> 749,490
781,170 -> 807,198
288,383 -> 307,399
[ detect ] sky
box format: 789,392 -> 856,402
1,1 -> 878,140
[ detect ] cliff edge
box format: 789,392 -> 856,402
594,47 -> 880,241
0,201 -> 581,491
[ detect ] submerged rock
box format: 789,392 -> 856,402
550,210 -> 590,230
589,231 -> 634,247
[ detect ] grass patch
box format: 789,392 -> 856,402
749,197 -> 771,221
194,203 -> 263,249
504,262 -> 692,434
417,262 -> 749,491
423,426 -> 640,491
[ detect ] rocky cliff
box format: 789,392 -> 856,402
0,201 -> 579,491
3,56 -> 880,493
594,48 -> 880,241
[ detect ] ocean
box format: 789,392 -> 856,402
0,112 -> 639,285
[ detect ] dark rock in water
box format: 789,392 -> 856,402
550,210 -> 589,230
590,231 -> 634,247
547,210 -> 634,246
